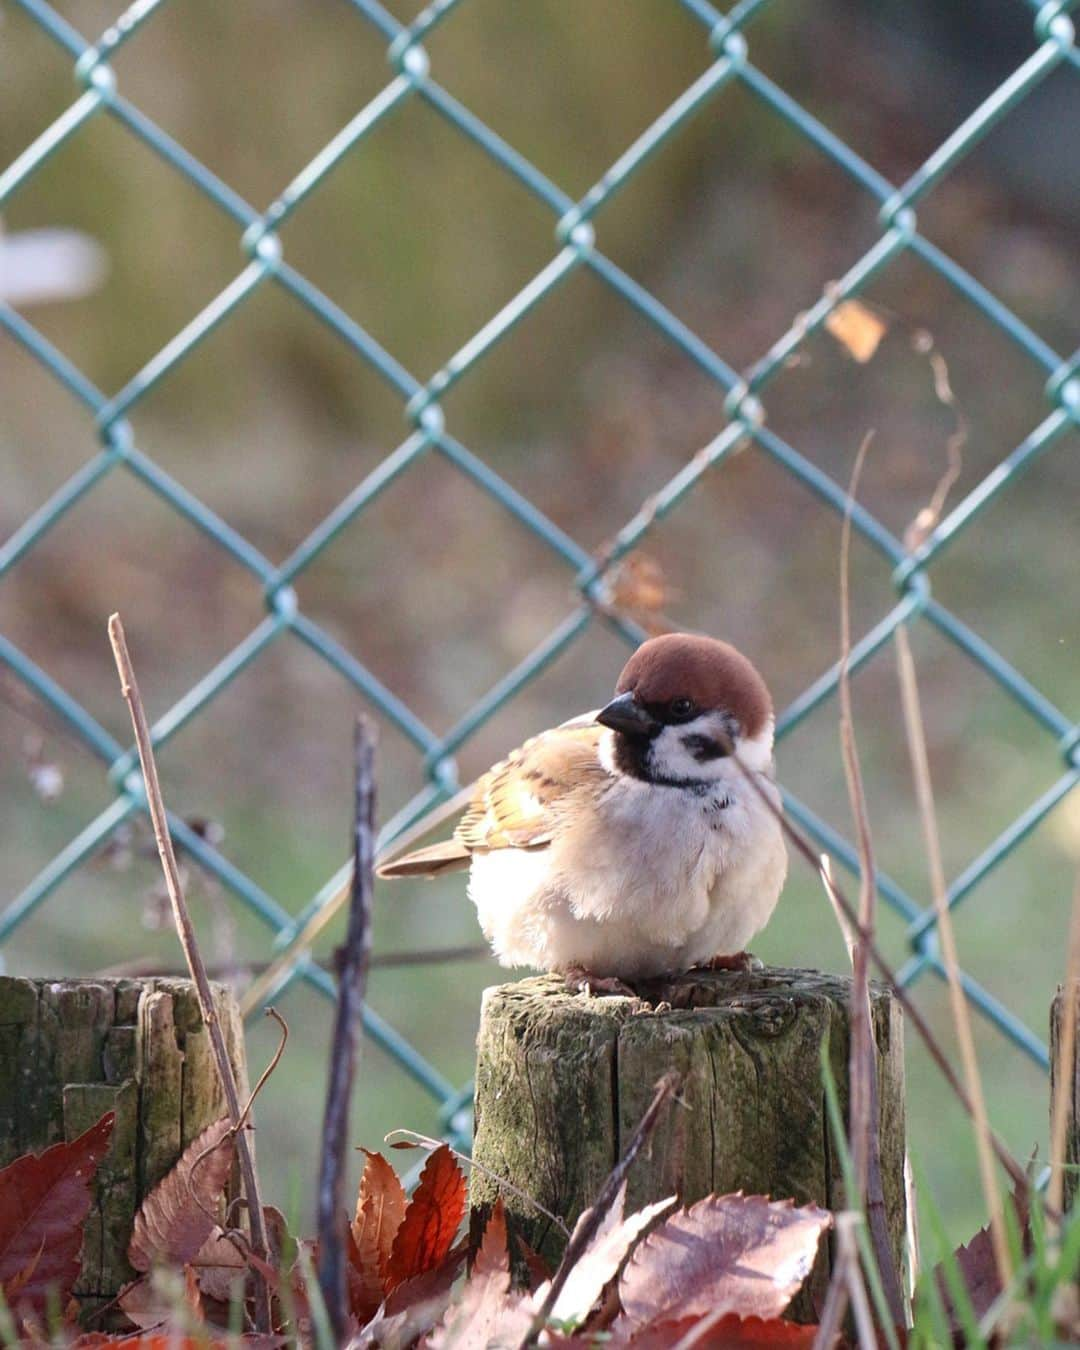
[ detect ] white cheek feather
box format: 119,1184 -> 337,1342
649,714 -> 775,784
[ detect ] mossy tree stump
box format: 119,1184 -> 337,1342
471,967 -> 905,1313
0,976 -> 250,1321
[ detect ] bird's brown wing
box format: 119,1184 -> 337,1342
456,722 -> 606,850
377,720 -> 606,879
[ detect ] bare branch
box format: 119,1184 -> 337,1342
316,717 -> 377,1342
107,613 -> 273,1333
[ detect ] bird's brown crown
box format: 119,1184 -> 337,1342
615,633 -> 772,738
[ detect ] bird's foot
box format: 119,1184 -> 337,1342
563,967 -> 639,999
697,951 -> 763,973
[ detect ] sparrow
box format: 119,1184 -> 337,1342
378,633 -> 787,986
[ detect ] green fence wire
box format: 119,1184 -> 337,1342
2,0 -> 1078,1151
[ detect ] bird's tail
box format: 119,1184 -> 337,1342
376,840 -> 471,879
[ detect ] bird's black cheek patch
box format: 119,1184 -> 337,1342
681,733 -> 729,762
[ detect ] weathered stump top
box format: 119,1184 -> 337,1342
472,965 -> 905,1315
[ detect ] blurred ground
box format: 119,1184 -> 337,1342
1,0 -> 1078,1239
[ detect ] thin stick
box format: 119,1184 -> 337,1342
108,614 -> 272,1334
316,718 -> 376,1343
1048,869 -> 1080,1224
838,435 -> 906,1328
894,623 -> 1011,1287
239,781 -> 476,1016
812,1247 -> 852,1350
838,1214 -> 879,1350
96,943 -> 490,982
517,1071 -> 682,1349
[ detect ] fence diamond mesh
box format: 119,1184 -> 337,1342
1,0 -> 1078,1155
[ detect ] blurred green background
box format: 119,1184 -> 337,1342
1,0 -> 1078,1241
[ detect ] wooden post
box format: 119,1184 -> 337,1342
0,976 -> 250,1322
471,966 -> 905,1313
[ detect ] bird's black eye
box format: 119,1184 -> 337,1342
669,696 -> 696,720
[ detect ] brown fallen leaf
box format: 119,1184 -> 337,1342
189,1230 -> 248,1304
618,1194 -> 831,1328
427,1203 -> 531,1348
825,299 -> 889,363
0,1112 -> 115,1320
128,1117 -> 236,1273
352,1247 -> 466,1349
384,1145 -> 467,1292
349,1148 -> 408,1319
535,1184 -> 676,1329
932,1180 -> 1031,1330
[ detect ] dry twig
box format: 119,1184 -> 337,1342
837,435 -> 906,1328
107,613 -> 273,1334
316,718 -> 377,1342
894,624 -> 1012,1288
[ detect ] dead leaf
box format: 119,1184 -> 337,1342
427,1205 -> 528,1348
825,300 -> 888,363
352,1247 -> 466,1348
518,1236 -> 552,1293
189,1230 -> 248,1304
933,1181 -> 1031,1329
349,1148 -> 408,1318
384,1145 -> 467,1291
0,1112 -> 115,1318
614,1313 -> 821,1347
619,1194 -> 831,1328
535,1185 -> 676,1328
128,1117 -> 236,1272
472,1198 -> 508,1281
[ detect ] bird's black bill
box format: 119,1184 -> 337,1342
595,691 -> 661,739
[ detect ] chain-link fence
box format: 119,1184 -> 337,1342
2,0 -> 1078,1167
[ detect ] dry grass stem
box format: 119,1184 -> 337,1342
894,622 -> 1011,1287
107,613 -> 273,1333
812,1245 -> 852,1350
1049,868 -> 1080,1223
820,854 -> 857,966
239,780 -> 477,1016
836,435 -> 905,1326
838,1214 -> 880,1350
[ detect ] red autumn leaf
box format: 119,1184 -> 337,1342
349,1147 -> 408,1317
618,1193 -> 831,1328
615,1313 -> 821,1348
0,1111 -> 115,1316
384,1145 -> 466,1290
128,1117 -> 235,1273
